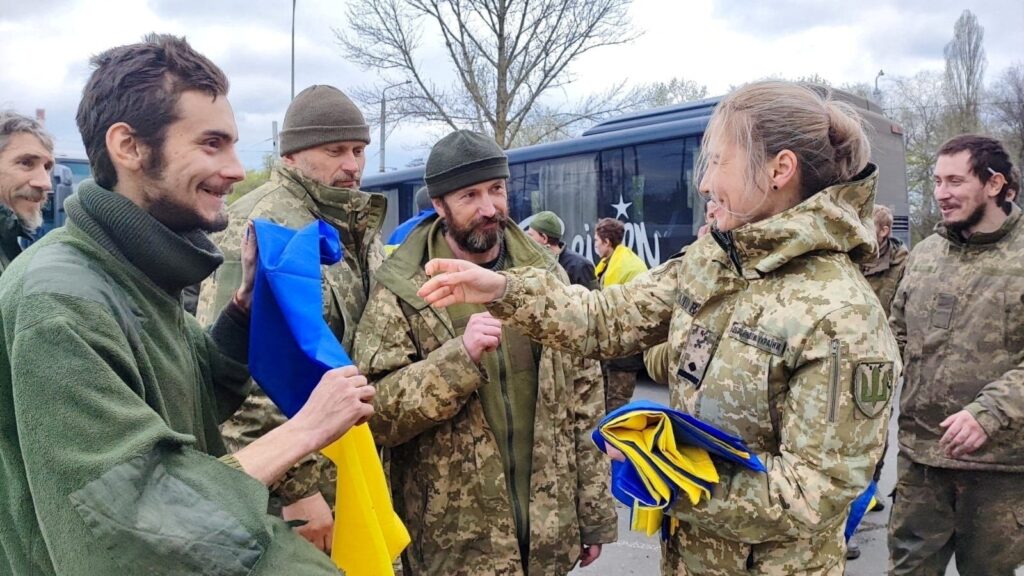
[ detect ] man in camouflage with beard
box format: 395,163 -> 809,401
352,130 -> 616,575
197,84 -> 386,553
889,135 -> 1024,574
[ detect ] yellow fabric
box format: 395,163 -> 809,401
321,424 -> 410,575
595,243 -> 648,287
601,409 -> 762,537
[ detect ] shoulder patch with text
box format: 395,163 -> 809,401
727,323 -> 787,356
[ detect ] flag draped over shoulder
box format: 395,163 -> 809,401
249,218 -> 409,575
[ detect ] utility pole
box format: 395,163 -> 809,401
272,121 -> 279,159
379,80 -> 410,173
291,0 -> 297,101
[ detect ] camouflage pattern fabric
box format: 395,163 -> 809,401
888,205 -> 1024,575
890,204 -> 1024,472
888,454 -> 1024,575
488,165 -> 900,574
860,235 -> 909,316
352,216 -> 617,576
604,366 -> 638,412
197,165 -> 387,508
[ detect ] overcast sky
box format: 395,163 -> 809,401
1,0 -> 1021,171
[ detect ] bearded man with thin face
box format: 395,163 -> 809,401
0,34 -> 373,576
197,84 -> 387,553
889,134 -> 1024,575
351,129 -> 616,576
0,111 -> 54,274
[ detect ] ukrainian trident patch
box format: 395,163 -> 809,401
853,362 -> 894,418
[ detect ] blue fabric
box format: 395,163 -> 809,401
592,400 -> 766,512
845,480 -> 878,541
386,209 -> 435,246
249,219 -> 352,418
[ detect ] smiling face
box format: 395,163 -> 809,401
0,132 -> 54,232
698,139 -> 773,232
138,91 -> 244,233
434,178 -> 509,254
284,140 -> 366,189
933,150 -> 1001,236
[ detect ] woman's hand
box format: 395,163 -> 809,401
418,258 -> 508,307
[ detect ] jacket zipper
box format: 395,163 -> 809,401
496,344 -> 525,548
828,339 -> 841,423
711,229 -> 744,276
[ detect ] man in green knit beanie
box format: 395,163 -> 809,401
0,33 -> 374,576
197,83 -> 387,553
353,129 -> 617,575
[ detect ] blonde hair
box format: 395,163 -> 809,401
696,81 -> 871,212
872,204 -> 893,229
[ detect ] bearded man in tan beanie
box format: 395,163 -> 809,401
197,84 -> 387,554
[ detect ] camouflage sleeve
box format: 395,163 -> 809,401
963,363 -> 1024,436
354,284 -> 487,447
569,355 -> 617,545
671,303 -> 898,543
221,387 -> 324,505
487,261 -> 679,361
643,342 -> 673,386
196,227 -> 243,328
888,255 -> 913,358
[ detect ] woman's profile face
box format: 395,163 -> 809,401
699,136 -> 796,232
699,139 -> 762,232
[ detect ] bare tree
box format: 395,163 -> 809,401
641,77 -> 709,108
944,9 -> 987,133
335,0 -> 641,148
989,63 -> 1024,169
887,72 -> 954,242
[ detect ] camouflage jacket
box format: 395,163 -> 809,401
197,166 -> 387,506
891,204 -> 1024,472
489,165 -> 901,571
860,235 -> 909,316
353,216 -> 617,576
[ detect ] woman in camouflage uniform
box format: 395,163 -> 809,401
417,81 -> 901,575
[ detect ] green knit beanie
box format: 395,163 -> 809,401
280,85 -> 370,155
425,130 -> 509,198
529,211 -> 563,241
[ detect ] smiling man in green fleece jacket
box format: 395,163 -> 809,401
0,34 -> 375,576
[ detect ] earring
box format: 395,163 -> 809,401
772,184 -> 778,190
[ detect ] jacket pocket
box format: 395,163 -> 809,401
929,293 -> 957,330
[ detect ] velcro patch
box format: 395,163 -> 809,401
728,323 -> 786,356
677,291 -> 701,316
676,324 -> 718,388
853,362 -> 894,418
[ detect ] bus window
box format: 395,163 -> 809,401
623,138 -> 688,266
520,153 -> 600,261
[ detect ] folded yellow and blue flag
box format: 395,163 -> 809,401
250,219 -> 409,575
592,400 -> 766,537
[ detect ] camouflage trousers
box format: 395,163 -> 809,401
603,354 -> 644,413
888,453 -> 1024,575
660,519 -> 846,575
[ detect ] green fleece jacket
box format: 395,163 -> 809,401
0,181 -> 339,575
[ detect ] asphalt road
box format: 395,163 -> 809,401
568,380 -> 981,576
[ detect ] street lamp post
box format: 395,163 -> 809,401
874,69 -> 885,99
379,80 -> 411,173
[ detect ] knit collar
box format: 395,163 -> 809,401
65,180 -> 224,295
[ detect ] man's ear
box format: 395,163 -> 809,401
985,172 -> 1007,199
105,122 -> 145,174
